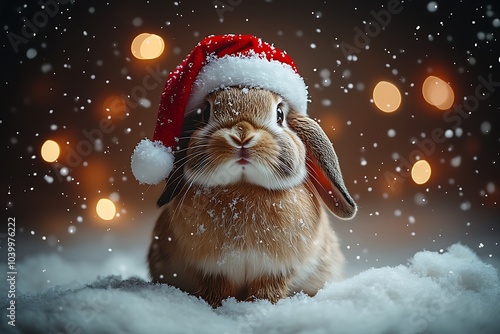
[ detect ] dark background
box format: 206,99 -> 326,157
1,0 -> 499,276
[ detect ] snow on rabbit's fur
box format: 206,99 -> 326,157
1,243 -> 499,334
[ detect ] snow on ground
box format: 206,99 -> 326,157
1,243 -> 499,334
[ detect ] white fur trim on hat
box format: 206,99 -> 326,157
186,55 -> 308,113
131,139 -> 174,185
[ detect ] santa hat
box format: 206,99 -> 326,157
131,34 -> 309,185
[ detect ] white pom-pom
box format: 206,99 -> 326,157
131,139 -> 174,184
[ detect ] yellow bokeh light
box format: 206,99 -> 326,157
140,34 -> 165,59
422,75 -> 454,110
131,33 -> 165,60
373,81 -> 402,113
411,160 -> 432,185
103,95 -> 127,117
131,33 -> 150,59
41,140 -> 60,162
96,198 -> 116,221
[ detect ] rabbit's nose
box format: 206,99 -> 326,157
230,121 -> 256,144
228,133 -> 255,147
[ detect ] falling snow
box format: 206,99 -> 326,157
427,2 -> 439,13
2,1 -> 499,332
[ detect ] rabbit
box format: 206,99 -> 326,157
148,86 -> 357,307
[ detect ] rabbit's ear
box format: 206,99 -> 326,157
287,111 -> 357,219
157,158 -> 185,207
157,108 -> 202,207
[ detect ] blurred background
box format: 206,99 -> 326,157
1,0 -> 499,280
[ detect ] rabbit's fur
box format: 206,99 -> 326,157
148,87 -> 356,307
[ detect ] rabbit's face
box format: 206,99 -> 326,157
184,87 -> 307,189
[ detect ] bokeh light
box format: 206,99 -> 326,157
422,75 -> 454,110
96,198 -> 116,220
411,160 -> 432,185
41,140 -> 60,162
131,33 -> 165,60
373,81 -> 402,113
103,95 -> 127,118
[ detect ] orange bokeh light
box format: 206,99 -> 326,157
411,160 -> 432,185
103,95 -> 127,118
96,198 -> 116,221
422,75 -> 454,110
373,81 -> 402,113
131,33 -> 165,60
41,140 -> 60,162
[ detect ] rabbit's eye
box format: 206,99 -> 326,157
276,104 -> 284,126
202,102 -> 211,122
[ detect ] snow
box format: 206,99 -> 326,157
451,155 -> 462,167
41,63 -> 53,73
427,2 -> 439,13
481,121 -> 492,134
1,244 -> 499,334
26,48 -> 37,59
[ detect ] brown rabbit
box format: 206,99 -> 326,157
148,87 -> 357,307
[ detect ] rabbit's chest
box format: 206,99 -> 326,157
170,185 -> 322,279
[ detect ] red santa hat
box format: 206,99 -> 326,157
131,34 -> 309,185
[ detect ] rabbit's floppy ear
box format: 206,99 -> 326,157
157,109 -> 201,207
287,111 -> 357,219
157,158 -> 185,207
